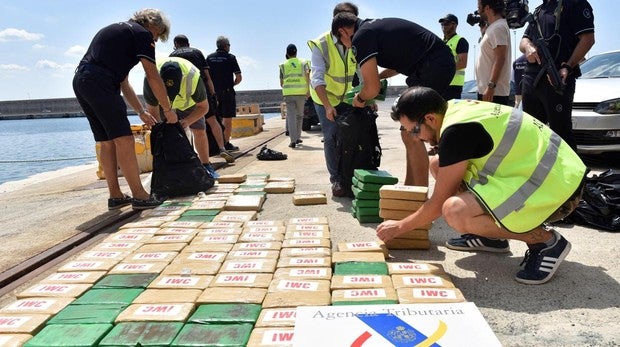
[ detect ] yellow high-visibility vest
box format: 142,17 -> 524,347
156,57 -> 200,111
445,34 -> 465,87
280,57 -> 308,96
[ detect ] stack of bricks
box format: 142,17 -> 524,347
350,169 -> 398,223
378,184 -> 431,250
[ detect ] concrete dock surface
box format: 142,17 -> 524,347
0,99 -> 618,346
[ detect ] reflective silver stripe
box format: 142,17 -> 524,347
319,37 -> 330,71
455,71 -> 465,76
492,132 -> 562,220
286,72 -> 304,78
330,76 -> 349,83
285,83 -> 307,89
469,106 -> 523,187
182,66 -> 197,109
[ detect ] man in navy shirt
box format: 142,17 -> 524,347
519,0 -> 595,149
207,36 -> 242,152
331,13 -> 455,188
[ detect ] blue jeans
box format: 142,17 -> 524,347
314,102 -> 340,183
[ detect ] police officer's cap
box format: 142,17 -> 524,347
439,14 -> 458,25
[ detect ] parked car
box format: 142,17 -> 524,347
302,96 -> 320,131
460,80 -> 515,105
572,50 -> 620,155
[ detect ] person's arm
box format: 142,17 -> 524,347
564,32 -> 595,70
203,68 -> 216,95
233,72 -> 242,86
120,77 -> 157,127
377,160 -> 468,242
455,52 -> 468,70
353,57 -> 380,108
520,37 -> 541,65
141,58 -> 177,123
378,68 -> 399,79
482,44 -> 507,101
309,44 -> 337,121
179,100 -> 209,129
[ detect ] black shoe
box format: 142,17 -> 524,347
131,196 -> 164,210
225,142 -> 239,152
515,230 -> 571,285
445,234 -> 510,253
219,149 -> 235,163
288,142 -> 296,148
108,194 -> 132,210
331,182 -> 346,197
296,139 -> 303,144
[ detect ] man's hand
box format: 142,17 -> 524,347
325,105 -> 337,122
138,110 -> 157,127
376,220 -> 402,243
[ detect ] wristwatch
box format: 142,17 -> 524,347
355,94 -> 366,104
487,81 -> 496,89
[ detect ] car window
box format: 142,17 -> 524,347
580,52 -> 620,78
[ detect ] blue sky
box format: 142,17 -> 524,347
0,0 -> 616,101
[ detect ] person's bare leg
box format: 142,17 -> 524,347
223,117 -> 232,143
191,129 -> 210,164
99,140 -> 124,199
442,192 -> 553,244
112,135 -> 150,200
401,131 -> 429,186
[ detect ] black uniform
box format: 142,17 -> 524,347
521,0 -> 595,149
206,49 -> 241,118
353,18 -> 455,98
73,21 -> 155,141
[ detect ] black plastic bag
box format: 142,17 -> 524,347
563,169 -> 620,232
335,105 -> 382,198
150,122 -> 214,198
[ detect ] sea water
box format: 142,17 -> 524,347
0,113 -> 280,185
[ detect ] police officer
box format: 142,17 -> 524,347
439,14 -> 469,100
279,44 -> 310,148
519,0 -> 595,150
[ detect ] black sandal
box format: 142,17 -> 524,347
256,146 -> 287,160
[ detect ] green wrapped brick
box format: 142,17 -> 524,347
238,184 -> 266,189
356,215 -> 383,223
188,303 -> 262,324
334,261 -> 389,275
353,169 -> 398,185
175,215 -> 215,222
71,288 -> 144,305
99,322 -> 184,346
47,304 -> 127,325
161,201 -> 193,207
352,186 -> 380,200
352,176 -> 383,192
354,206 -> 380,217
93,274 -> 158,289
171,323 -> 253,346
25,323 -> 112,347
234,191 -> 267,197
182,209 -> 221,216
352,198 -> 379,208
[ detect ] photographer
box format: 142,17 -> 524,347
519,0 -> 595,150
475,0 -> 512,105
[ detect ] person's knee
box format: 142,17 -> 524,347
442,196 -> 469,232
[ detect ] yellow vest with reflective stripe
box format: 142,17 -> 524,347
280,57 -> 308,96
156,57 -> 200,111
440,100 -> 586,232
445,34 -> 465,87
307,32 -> 357,106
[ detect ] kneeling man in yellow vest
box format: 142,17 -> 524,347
378,86 -> 585,285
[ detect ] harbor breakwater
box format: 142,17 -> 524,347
0,86 -> 406,120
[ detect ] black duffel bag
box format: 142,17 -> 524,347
150,122 -> 214,198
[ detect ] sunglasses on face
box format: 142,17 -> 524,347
399,115 -> 426,136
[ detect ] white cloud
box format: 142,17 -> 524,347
0,64 -> 29,71
35,59 -> 74,71
65,45 -> 86,57
0,28 -> 44,42
32,43 -> 46,50
237,56 -> 259,69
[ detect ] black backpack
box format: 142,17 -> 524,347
150,122 -> 214,198
335,105 -> 382,198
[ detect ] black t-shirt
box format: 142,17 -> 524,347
437,122 -> 493,167
352,18 -> 444,75
170,47 -> 209,81
455,37 -> 469,55
206,49 -> 241,92
80,21 -> 155,83
523,0 -> 594,76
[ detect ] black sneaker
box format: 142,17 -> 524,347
296,139 -> 303,144
332,182 -> 346,197
219,149 -> 235,163
225,142 -> 239,152
288,142 -> 296,148
515,230 -> 571,285
108,194 -> 132,210
131,196 -> 163,210
445,234 -> 510,253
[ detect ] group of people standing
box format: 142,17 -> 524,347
74,1 -> 595,285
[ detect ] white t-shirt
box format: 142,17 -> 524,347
475,18 -> 511,96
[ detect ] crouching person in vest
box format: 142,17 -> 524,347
143,57 -> 212,173
377,86 -> 585,285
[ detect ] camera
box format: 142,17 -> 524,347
466,0 -> 529,29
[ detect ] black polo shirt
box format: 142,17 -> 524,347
352,18 -> 445,76
80,21 -> 155,83
206,49 -> 241,92
170,47 -> 209,81
523,0 -> 594,76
